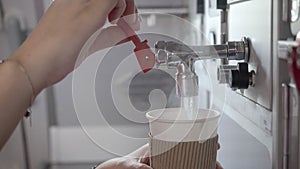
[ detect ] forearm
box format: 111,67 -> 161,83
0,60 -> 33,149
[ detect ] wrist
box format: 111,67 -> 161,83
0,60 -> 34,110
9,49 -> 47,95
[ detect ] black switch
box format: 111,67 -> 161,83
217,0 -> 227,10
197,0 -> 205,14
229,63 -> 250,90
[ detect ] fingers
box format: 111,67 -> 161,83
109,0 -> 140,30
106,0 -> 138,24
216,143 -> 222,168
138,147 -> 150,165
133,161 -> 152,169
140,156 -> 150,166
216,161 -> 223,169
139,146 -> 150,165
85,0 -> 139,32
123,0 -> 140,30
137,164 -> 152,169
88,26 -> 129,55
123,0 -> 137,23
108,0 -> 126,23
127,144 -> 149,158
118,158 -> 152,169
86,0 -> 126,23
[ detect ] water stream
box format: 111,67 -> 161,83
180,96 -> 199,120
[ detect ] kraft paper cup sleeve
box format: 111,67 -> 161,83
149,134 -> 218,169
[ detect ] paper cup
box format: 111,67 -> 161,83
146,108 -> 220,142
146,108 -> 220,169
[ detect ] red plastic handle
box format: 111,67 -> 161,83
290,47 -> 300,91
117,18 -> 155,73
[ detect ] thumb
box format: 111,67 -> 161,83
138,163 -> 153,169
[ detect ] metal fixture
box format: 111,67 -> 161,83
229,63 -> 256,90
217,0 -> 229,64
155,37 -> 254,96
291,0 -> 300,22
155,37 -> 250,67
218,65 -> 237,84
282,83 -> 290,169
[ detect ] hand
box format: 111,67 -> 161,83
97,144 -> 151,169
129,144 -> 223,169
216,143 -> 223,169
96,157 -> 152,169
10,0 -> 138,94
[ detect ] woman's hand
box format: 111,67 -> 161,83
97,144 -> 151,169
102,144 -> 223,169
136,144 -> 223,169
10,0 -> 138,94
216,143 -> 223,169
96,157 -> 152,169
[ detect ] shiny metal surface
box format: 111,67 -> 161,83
155,37 -> 251,97
288,83 -> 300,169
282,83 -> 290,169
155,37 -> 250,64
175,63 -> 199,97
280,83 -> 300,169
282,0 -> 290,21
217,65 -> 237,84
220,7 -> 229,65
291,0 -> 300,22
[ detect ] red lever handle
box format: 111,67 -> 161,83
290,47 -> 300,91
117,18 -> 155,73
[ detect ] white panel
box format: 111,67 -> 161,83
217,114 -> 272,169
50,125 -> 148,163
0,125 -> 26,169
228,0 -> 272,109
1,0 -> 40,30
24,91 -> 50,169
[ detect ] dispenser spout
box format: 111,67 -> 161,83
155,37 -> 250,69
154,37 -> 253,95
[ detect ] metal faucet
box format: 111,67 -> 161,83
154,37 -> 251,97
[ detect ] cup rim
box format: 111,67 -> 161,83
146,108 -> 221,123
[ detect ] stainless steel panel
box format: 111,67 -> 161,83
228,0 -> 273,109
280,83 -> 300,169
288,83 -> 299,169
282,84 -> 289,169
291,0 -> 300,35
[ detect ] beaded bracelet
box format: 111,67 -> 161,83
0,59 -> 35,120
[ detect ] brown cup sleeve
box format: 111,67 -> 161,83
149,135 -> 218,169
